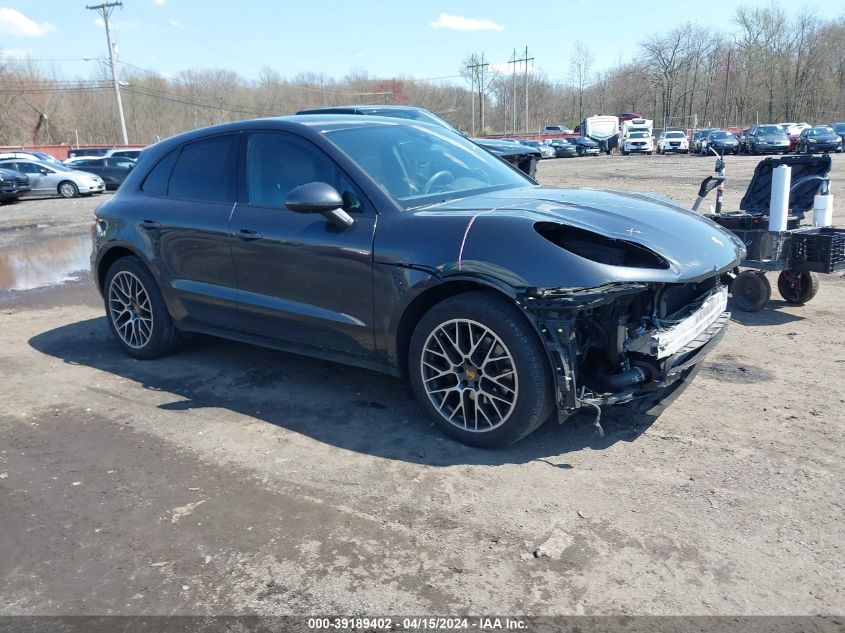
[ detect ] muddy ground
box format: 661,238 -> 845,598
0,154 -> 843,616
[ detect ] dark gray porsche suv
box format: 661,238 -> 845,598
92,115 -> 744,447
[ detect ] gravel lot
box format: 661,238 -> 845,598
0,153 -> 843,616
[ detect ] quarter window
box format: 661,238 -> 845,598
141,149 -> 179,196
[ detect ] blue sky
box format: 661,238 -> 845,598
1,0 -> 843,85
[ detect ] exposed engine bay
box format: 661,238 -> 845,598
518,275 -> 730,424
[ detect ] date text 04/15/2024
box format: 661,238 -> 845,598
306,617 -> 527,630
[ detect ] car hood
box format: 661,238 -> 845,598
377,187 -> 745,289
757,135 -> 788,142
808,134 -> 839,142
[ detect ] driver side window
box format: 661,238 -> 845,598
246,133 -> 367,212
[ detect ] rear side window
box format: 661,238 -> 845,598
169,135 -> 238,203
141,149 -> 178,196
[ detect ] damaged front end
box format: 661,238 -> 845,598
517,275 -> 730,428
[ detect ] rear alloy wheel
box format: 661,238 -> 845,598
58,181 -> 79,198
777,269 -> 819,305
732,270 -> 771,312
105,256 -> 184,359
409,291 -> 554,448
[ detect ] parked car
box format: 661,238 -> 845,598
778,122 -> 810,136
67,147 -> 113,159
543,125 -> 573,135
544,138 -> 578,158
690,129 -> 716,154
91,115 -> 743,447
106,148 -> 144,160
656,130 -> 689,154
833,122 -> 845,145
520,139 -> 556,159
471,138 -> 540,179
0,159 -> 105,197
618,112 -> 643,124
795,126 -> 843,154
0,167 -> 30,203
702,130 -> 739,155
620,130 -> 654,155
65,156 -> 136,189
0,150 -> 63,166
737,128 -> 753,153
747,125 -> 790,154
566,136 -> 601,156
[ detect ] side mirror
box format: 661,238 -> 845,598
285,181 -> 355,229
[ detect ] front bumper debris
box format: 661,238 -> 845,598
517,281 -> 730,423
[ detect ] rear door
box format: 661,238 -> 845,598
140,134 -> 242,329
228,131 -> 377,360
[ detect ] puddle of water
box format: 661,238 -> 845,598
0,233 -> 93,291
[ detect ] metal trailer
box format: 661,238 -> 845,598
692,151 -> 845,312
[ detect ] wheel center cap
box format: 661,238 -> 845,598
464,368 -> 477,381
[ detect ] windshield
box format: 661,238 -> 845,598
324,123 -> 531,207
628,131 -> 648,138
710,131 -> 733,139
834,123 -> 845,133
756,126 -> 783,136
809,127 -> 834,135
522,141 -> 541,147
665,132 -> 685,138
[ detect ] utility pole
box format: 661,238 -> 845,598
510,47 -> 533,134
721,48 -> 732,128
465,54 -> 489,136
508,49 -> 517,133
86,2 -> 128,145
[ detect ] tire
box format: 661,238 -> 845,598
58,181 -> 79,198
104,255 -> 184,360
732,270 -> 771,312
777,270 -> 819,305
578,147 -> 585,157
408,291 -> 555,448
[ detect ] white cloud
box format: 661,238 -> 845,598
154,0 -> 167,5
429,13 -> 504,32
0,8 -> 56,38
168,19 -> 184,28
0,48 -> 31,60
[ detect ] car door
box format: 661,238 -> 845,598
141,134 -> 242,330
228,130 -> 377,360
9,161 -> 51,194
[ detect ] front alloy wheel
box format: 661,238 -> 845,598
409,291 -> 554,448
419,319 -> 518,433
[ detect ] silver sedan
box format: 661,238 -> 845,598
0,158 -> 105,198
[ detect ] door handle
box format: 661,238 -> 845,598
138,219 -> 161,230
237,229 -> 263,241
